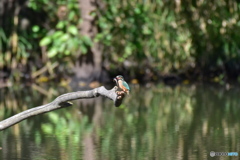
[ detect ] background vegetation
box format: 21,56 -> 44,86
1,0 -> 240,83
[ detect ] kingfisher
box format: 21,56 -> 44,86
114,75 -> 130,95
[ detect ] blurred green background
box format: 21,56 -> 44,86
1,0 -> 240,84
1,1 -> 240,159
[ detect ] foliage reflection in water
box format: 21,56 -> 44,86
0,84 -> 240,160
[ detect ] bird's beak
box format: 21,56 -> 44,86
113,78 -> 117,82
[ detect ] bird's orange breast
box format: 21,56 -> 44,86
119,81 -> 128,92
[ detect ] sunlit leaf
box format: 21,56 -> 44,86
65,50 -> 71,55
48,48 -> 58,58
94,33 -> 103,42
134,8 -> 141,14
125,45 -> 132,55
106,35 -> 111,41
82,36 -> 92,46
68,11 -> 75,20
60,34 -> 70,41
68,25 -> 78,35
32,25 -> 40,32
52,31 -> 64,38
110,6 -> 117,14
40,37 -> 51,46
59,43 -> 66,52
56,21 -> 65,29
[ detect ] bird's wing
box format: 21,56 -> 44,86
123,81 -> 130,91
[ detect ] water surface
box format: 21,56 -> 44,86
0,84 -> 239,160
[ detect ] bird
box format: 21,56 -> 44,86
113,75 -> 130,95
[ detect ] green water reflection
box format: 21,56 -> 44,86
0,84 -> 240,160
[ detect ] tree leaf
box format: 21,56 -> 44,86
40,37 -> 51,46
64,50 -> 71,55
52,31 -> 64,39
32,25 -> 40,32
82,36 -> 92,46
68,25 -> 78,35
60,34 -> 69,42
48,48 -> 58,58
56,21 -> 65,29
80,45 -> 87,54
68,11 -> 75,20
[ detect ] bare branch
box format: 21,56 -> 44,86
0,86 -> 124,131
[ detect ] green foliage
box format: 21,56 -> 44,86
98,0 -> 194,70
39,20 -> 92,58
1,0 -> 240,81
97,0 -> 240,73
33,1 -> 92,59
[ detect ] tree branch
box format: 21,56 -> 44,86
0,86 -> 125,131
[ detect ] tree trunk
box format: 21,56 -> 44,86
75,0 -> 102,83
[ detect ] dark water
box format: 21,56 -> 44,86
0,83 -> 240,160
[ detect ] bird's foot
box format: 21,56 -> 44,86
116,91 -> 126,99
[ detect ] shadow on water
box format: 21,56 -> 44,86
0,83 -> 240,160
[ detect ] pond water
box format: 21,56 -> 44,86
0,83 -> 240,160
